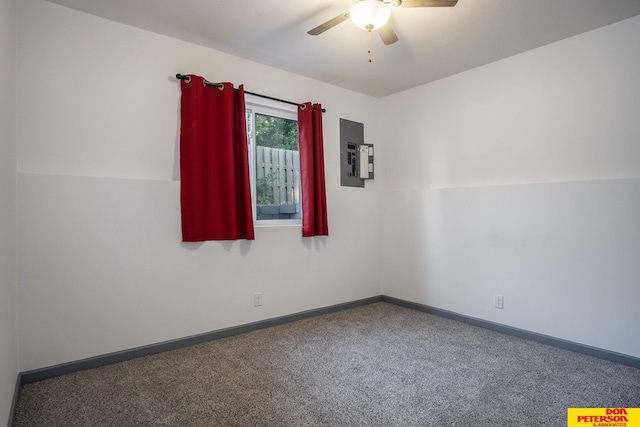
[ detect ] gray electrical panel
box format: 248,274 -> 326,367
340,119 -> 374,187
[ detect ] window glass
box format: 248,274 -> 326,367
246,101 -> 301,225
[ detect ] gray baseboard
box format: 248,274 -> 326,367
7,373 -> 21,427
19,295 -> 383,385
382,295 -> 640,369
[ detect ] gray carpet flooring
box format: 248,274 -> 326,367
13,302 -> 640,426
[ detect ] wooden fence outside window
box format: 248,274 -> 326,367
255,146 -> 301,219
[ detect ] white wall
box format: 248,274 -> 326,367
380,16 -> 640,357
16,0 -> 382,372
0,0 -> 17,423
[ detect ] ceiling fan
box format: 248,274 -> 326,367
307,0 -> 458,46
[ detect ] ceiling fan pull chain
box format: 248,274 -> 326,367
368,30 -> 373,63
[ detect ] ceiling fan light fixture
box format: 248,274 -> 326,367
350,0 -> 391,31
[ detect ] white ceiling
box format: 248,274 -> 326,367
44,0 -> 640,97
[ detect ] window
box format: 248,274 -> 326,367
246,96 -> 301,226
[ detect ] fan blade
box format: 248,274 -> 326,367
397,0 -> 458,7
377,22 -> 399,45
307,11 -> 351,35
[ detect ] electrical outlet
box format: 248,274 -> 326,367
254,292 -> 263,307
494,294 -> 504,309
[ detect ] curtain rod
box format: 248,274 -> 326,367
176,74 -> 326,113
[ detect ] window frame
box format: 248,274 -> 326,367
245,95 -> 302,227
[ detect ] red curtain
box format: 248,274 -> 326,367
179,75 -> 254,241
298,103 -> 329,237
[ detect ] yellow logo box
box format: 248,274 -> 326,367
568,408 -> 640,427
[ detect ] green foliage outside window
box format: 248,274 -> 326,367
255,114 -> 298,150
256,170 -> 279,205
